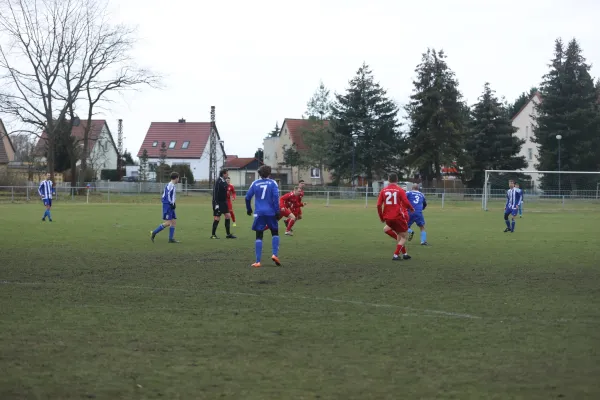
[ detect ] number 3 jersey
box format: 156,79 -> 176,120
406,190 -> 427,213
377,184 -> 414,221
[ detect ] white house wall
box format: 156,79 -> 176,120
87,124 -> 118,180
512,97 -> 540,171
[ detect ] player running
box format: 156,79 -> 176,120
151,172 -> 180,243
245,165 -> 282,268
280,187 -> 301,236
38,173 -> 55,222
406,184 -> 429,245
226,176 -> 237,227
504,180 -> 522,233
377,173 -> 415,261
296,180 -> 307,221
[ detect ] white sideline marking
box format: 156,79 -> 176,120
1,280 -> 480,320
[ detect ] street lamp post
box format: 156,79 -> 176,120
556,134 -> 562,196
351,133 -> 358,188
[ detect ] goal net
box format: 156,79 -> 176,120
482,170 -> 600,212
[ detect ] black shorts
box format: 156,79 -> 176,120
213,201 -> 229,217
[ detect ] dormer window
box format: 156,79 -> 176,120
182,141 -> 190,149
152,141 -> 158,147
168,141 -> 176,149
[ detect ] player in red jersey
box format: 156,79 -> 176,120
377,173 -> 415,261
226,177 -> 237,227
263,187 -> 301,234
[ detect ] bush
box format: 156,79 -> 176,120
171,164 -> 195,184
100,169 -> 119,181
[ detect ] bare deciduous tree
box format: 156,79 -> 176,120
0,0 -> 160,183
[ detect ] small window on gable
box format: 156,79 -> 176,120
169,141 -> 176,149
152,141 -> 158,147
182,141 -> 190,149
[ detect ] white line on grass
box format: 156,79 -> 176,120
1,280 -> 481,320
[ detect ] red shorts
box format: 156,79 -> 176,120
385,218 -> 408,234
279,208 -> 292,219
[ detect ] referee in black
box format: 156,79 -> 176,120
211,169 -> 236,239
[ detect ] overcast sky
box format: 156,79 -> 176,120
95,0 -> 599,157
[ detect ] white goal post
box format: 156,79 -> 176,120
482,170 -> 600,211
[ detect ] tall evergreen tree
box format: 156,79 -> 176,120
254,148 -> 264,162
329,63 -> 402,186
464,83 -> 527,188
508,87 -> 538,119
268,122 -> 280,137
139,149 -> 149,182
404,49 -> 467,183
306,81 -> 331,120
533,38 -> 600,191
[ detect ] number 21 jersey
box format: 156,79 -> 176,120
377,184 -> 413,221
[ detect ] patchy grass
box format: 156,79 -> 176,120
1,198 -> 599,399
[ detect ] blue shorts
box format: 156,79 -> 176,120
43,198 -> 52,207
505,207 -> 518,217
408,212 -> 425,228
162,203 -> 176,220
251,215 -> 279,231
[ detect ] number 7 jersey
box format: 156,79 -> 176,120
377,183 -> 414,221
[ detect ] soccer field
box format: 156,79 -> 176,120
1,198 -> 599,399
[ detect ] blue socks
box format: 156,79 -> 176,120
272,235 -> 280,257
505,220 -> 510,229
153,224 -> 165,235
169,226 -> 175,240
511,220 -> 515,232
420,231 -> 427,243
255,239 -> 263,263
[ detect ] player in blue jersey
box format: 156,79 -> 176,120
515,182 -> 524,218
504,180 -> 521,233
38,173 -> 55,222
245,165 -> 281,268
406,184 -> 429,245
151,172 -> 180,243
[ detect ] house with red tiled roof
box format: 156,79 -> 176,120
34,119 -> 118,180
0,119 -> 16,166
511,91 -> 542,172
223,156 -> 263,186
263,118 -> 333,185
136,118 -> 226,181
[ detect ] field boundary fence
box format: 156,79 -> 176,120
1,183 -> 599,210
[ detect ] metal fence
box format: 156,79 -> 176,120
2,184 -> 599,210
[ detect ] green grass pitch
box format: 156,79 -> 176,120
1,196 -> 599,399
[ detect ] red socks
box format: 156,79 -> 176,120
230,210 -> 236,223
286,219 -> 296,232
394,245 -> 407,256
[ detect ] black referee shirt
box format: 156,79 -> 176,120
213,177 -> 228,205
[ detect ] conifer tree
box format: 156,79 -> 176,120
533,38 -> 600,191
329,63 -> 402,186
464,83 -> 527,188
404,49 -> 467,183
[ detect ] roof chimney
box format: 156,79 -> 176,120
178,118 -> 186,123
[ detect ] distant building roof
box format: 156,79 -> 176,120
34,119 -> 115,156
282,118 -> 330,150
0,119 -> 16,164
137,120 -> 216,159
223,157 -> 262,169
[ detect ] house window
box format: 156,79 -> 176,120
527,148 -> 533,161
168,141 -> 176,149
152,141 -> 158,147
149,162 -> 157,172
181,141 -> 190,149
310,167 -> 321,179
525,126 -> 528,140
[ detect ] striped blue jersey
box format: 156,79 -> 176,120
506,188 -> 521,209
245,178 -> 279,216
161,182 -> 176,205
406,190 -> 427,212
38,180 -> 53,199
